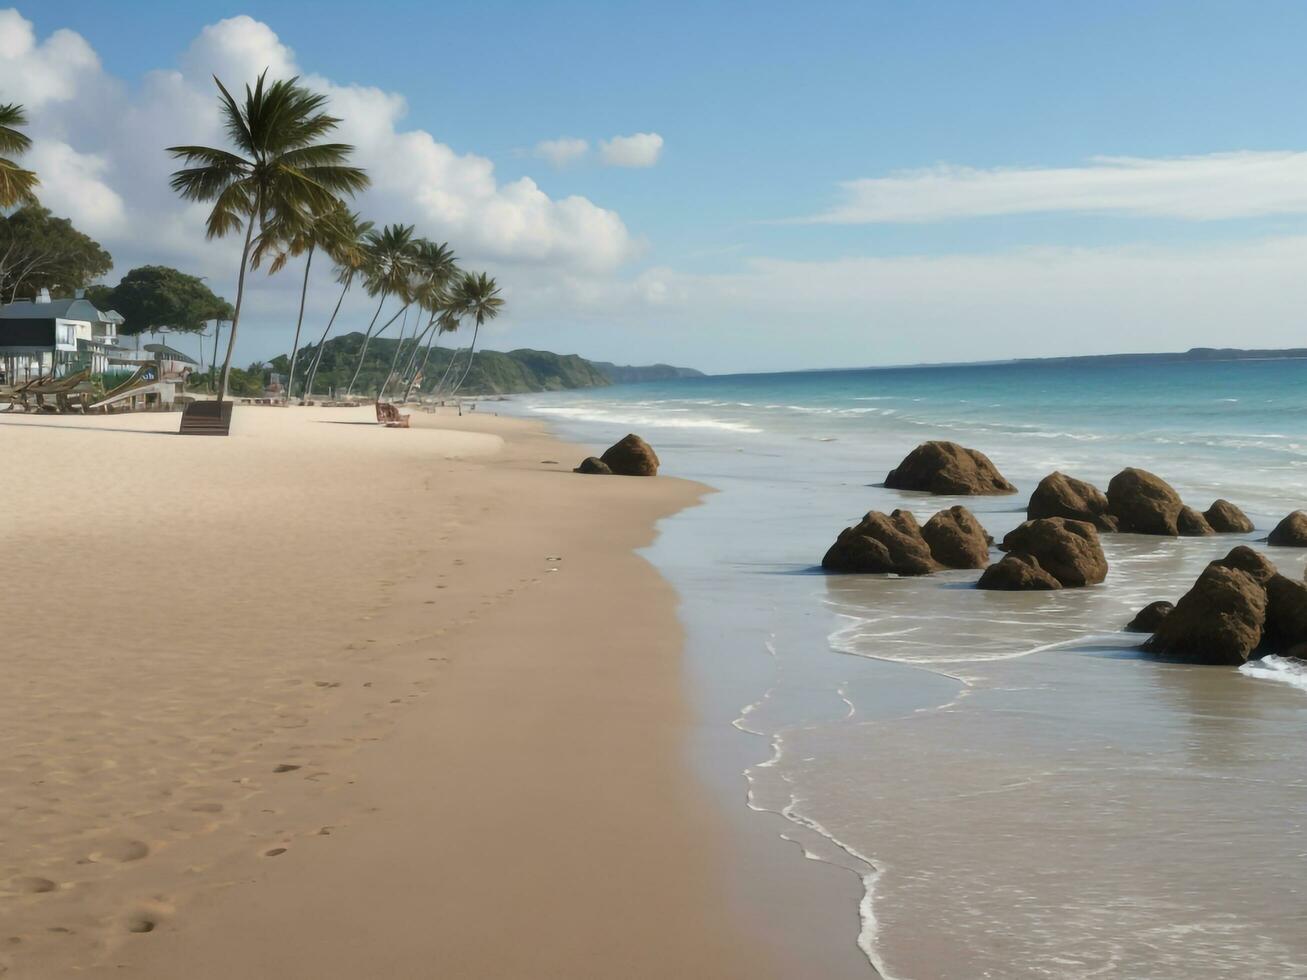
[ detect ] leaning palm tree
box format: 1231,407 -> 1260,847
386,239 -> 458,398
407,308 -> 461,403
345,222 -> 417,397
259,201 -> 353,402
167,71 -> 369,402
302,208 -> 372,400
444,272 -> 504,398
0,103 -> 39,207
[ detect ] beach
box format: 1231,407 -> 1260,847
0,405 -> 863,979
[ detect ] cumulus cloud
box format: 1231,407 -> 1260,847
599,132 -> 663,168
806,152 -> 1307,224
0,8 -> 100,108
533,137 -> 589,168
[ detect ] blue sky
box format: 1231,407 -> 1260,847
11,2 -> 1307,371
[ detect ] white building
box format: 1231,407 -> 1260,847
0,288 -> 128,381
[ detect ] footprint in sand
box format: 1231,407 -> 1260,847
9,877 -> 56,894
264,847 -> 287,858
125,915 -> 156,934
88,840 -> 149,863
273,764 -> 301,773
190,803 -> 223,814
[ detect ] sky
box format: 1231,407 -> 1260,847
6,1 -> 1307,374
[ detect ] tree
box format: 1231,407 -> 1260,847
0,103 -> 39,208
345,222 -> 416,397
445,273 -> 504,397
0,206 -> 112,302
167,71 -> 368,402
385,238 -> 458,398
102,265 -> 234,337
302,208 -> 372,400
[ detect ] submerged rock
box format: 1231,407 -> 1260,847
921,505 -> 992,569
1144,565 -> 1267,665
1177,506 -> 1215,537
883,441 -> 1016,496
1026,471 -> 1117,531
1125,600 -> 1174,633
598,433 -> 660,476
1267,510 -> 1307,547
574,456 -> 613,475
976,553 -> 1062,591
1106,468 -> 1186,536
999,518 -> 1108,588
1204,499 -> 1254,534
822,509 -> 941,575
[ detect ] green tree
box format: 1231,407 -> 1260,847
0,206 -> 112,302
103,265 -> 234,337
385,238 -> 458,398
302,208 -> 373,399
0,103 -> 39,208
445,272 -> 505,397
345,222 -> 417,397
167,71 -> 368,402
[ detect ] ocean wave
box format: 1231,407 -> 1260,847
1239,655 -> 1307,693
527,405 -> 763,433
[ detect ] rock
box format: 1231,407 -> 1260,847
1026,471 -> 1117,530
999,518 -> 1108,588
977,553 -> 1062,591
1264,574 -> 1307,652
921,506 -> 992,569
1143,565 -> 1267,665
1125,600 -> 1174,633
1267,510 -> 1307,547
1212,545 -> 1278,586
1106,468 -> 1186,536
1204,499 -> 1254,534
574,456 -> 613,475
1177,506 -> 1215,537
599,433 -> 659,476
822,510 -> 941,575
883,441 -> 1016,496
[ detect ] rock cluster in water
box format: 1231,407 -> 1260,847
1268,510 -> 1307,546
822,506 -> 992,575
1132,546 -> 1307,664
883,441 -> 1017,496
574,433 -> 660,476
979,518 -> 1108,591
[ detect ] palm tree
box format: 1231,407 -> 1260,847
387,239 -> 458,398
445,272 -> 504,398
0,103 -> 39,207
167,71 -> 369,402
345,222 -> 417,397
407,308 -> 460,402
303,208 -> 372,400
259,201 -> 353,402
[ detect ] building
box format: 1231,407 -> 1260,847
0,288 -> 129,382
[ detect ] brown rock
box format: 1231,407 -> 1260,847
999,518 -> 1108,587
599,433 -> 659,476
1026,471 -> 1117,530
1106,468 -> 1186,536
1212,545 -> 1278,586
921,506 -> 992,569
1264,574 -> 1307,652
1143,565 -> 1267,665
1125,600 -> 1174,633
1267,510 -> 1307,547
1177,506 -> 1215,537
976,553 -> 1062,591
1204,499 -> 1254,534
574,456 -> 612,475
822,510 -> 941,575
883,441 -> 1016,496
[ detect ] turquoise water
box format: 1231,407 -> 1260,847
514,357 -> 1307,980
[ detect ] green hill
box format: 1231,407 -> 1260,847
277,333 -> 612,398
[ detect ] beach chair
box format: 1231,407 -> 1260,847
375,400 -> 411,428
0,374 -> 51,411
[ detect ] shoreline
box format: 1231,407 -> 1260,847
1,405 -> 863,978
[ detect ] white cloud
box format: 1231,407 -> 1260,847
23,141 -> 126,235
533,137 -> 589,168
0,8 -> 99,108
808,152 -> 1307,223
599,132 -> 663,168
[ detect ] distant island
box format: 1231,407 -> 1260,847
1012,346 -> 1307,367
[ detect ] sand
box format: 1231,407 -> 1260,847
0,405 -> 804,978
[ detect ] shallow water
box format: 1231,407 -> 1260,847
513,357 -> 1307,979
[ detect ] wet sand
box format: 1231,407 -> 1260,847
0,406 -> 863,978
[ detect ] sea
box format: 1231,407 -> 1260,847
510,357 -> 1307,979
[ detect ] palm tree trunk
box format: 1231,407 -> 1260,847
211,321 -> 222,393
380,305 -> 412,399
304,276 -> 351,400
398,314 -> 437,397
432,344 -> 462,400
218,199 -> 262,403
283,244 -> 314,404
345,293 -> 388,397
406,320 -> 441,402
447,316 -> 483,397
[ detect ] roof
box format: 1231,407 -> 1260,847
0,297 -> 110,323
143,342 -> 198,365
